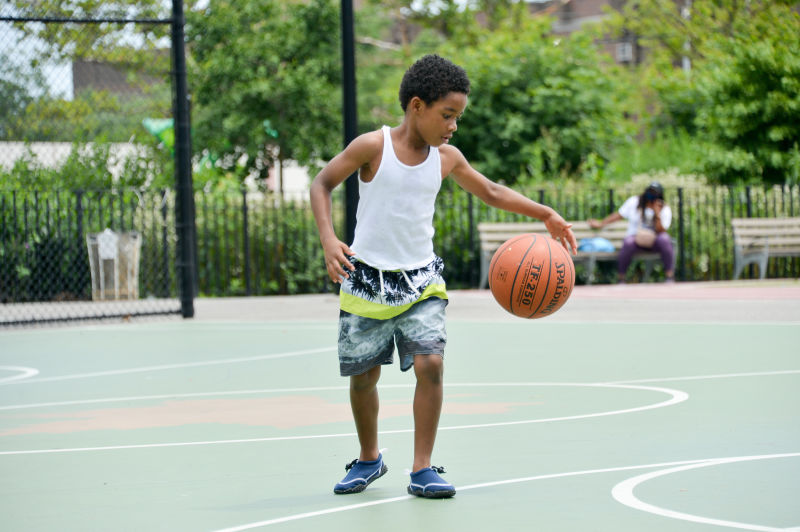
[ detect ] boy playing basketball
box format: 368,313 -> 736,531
310,54 -> 576,498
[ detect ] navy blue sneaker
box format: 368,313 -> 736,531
407,466 -> 456,498
333,454 -> 388,494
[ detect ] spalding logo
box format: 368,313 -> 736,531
540,261 -> 567,315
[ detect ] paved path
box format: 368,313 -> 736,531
193,280 -> 800,324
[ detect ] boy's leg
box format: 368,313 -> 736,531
408,352 -> 455,498
350,364 -> 382,461
412,353 -> 443,472
334,364 -> 387,495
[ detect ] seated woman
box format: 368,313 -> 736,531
588,182 -> 675,283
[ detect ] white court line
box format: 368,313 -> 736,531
213,453 -> 800,532
610,369 -> 800,385
612,453 -> 800,532
0,385 -> 355,411
0,366 -> 39,384
0,381 -> 671,411
0,321 -> 335,336
4,368 -> 795,411
0,383 -> 686,456
2,346 -> 334,386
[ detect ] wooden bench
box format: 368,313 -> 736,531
731,217 -> 800,279
477,220 -> 664,287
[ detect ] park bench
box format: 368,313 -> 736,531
477,220 -> 664,287
731,217 -> 800,279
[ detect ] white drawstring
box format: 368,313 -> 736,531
402,270 -> 420,297
378,269 -> 385,304
375,267 -> 419,303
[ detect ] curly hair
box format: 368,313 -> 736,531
398,54 -> 470,112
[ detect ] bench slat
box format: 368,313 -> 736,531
729,217 -> 800,280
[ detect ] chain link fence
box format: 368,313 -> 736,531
0,3 -> 193,326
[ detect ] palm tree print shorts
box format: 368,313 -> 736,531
338,256 -> 448,376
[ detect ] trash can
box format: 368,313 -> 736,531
86,228 -> 142,301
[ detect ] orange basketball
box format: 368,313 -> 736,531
488,233 -> 575,319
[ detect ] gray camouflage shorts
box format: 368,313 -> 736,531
338,296 -> 447,377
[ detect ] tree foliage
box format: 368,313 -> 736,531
8,0 -> 800,186
186,0 -> 342,182
8,0 -> 170,63
447,17 -> 632,182
696,23 -> 800,184
604,0 -> 800,184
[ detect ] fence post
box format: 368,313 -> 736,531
608,188 -> 615,214
745,186 -> 753,218
467,193 -> 475,286
677,187 -> 686,281
75,190 -> 84,250
172,0 -> 196,318
161,189 -> 171,297
242,187 -> 252,296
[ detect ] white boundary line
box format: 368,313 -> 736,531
0,383 -> 686,456
612,453 -> 800,531
213,453 -> 800,532
2,369 -> 795,412
0,385 -> 355,411
610,369 -> 800,385
0,366 -> 39,384
1,346 -> 334,386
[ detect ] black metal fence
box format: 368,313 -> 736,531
0,188 -> 180,325
2,182 -> 797,325
0,3 -> 193,326
436,181 -> 800,285
194,188 -> 344,297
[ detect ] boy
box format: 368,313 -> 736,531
310,54 -> 576,499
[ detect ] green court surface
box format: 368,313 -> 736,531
1,281 -> 799,531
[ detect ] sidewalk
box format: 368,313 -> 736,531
193,280 -> 800,324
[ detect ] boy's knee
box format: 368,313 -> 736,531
414,354 -> 443,383
350,365 -> 381,392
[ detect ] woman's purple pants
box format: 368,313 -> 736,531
617,232 -> 675,275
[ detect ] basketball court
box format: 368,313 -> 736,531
1,280 -> 799,531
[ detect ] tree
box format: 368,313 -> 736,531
447,17 -> 632,182
186,0 -> 342,185
4,1 -> 174,145
8,0 -> 170,64
0,51 -> 45,139
695,22 -> 800,185
603,0 -> 800,184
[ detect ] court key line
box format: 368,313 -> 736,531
0,382 -> 686,456
213,452 -> 800,532
2,369 -> 797,412
0,346 -> 334,386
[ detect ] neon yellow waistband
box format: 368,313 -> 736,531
340,283 -> 448,320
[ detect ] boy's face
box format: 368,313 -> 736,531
413,91 -> 468,147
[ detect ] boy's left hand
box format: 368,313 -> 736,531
545,212 -> 578,254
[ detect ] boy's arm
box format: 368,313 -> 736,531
445,146 -> 578,253
310,132 -> 380,283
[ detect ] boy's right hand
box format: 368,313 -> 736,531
322,237 -> 356,283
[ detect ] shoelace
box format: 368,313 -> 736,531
404,465 -> 447,475
344,459 -> 358,472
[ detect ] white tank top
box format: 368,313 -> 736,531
351,125 -> 442,270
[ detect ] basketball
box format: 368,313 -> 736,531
488,233 -> 575,319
